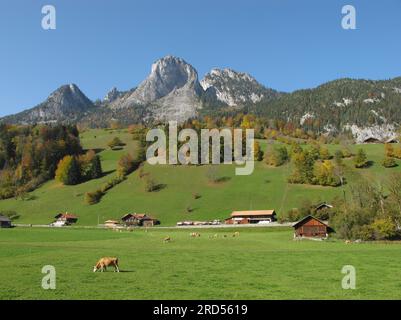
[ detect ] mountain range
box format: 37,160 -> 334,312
1,55 -> 401,141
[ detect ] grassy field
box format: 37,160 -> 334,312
0,129 -> 400,226
1,227 -> 401,300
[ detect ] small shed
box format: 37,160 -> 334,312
293,215 -> 334,239
104,220 -> 120,228
0,215 -> 12,228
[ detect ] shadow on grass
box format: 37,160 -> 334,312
360,161 -> 374,168
215,176 -> 231,183
152,184 -> 167,192
102,170 -> 116,177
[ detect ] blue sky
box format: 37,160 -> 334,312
0,0 -> 400,116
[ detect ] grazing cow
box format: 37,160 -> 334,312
164,236 -> 171,243
190,232 -> 201,237
345,240 -> 351,244
93,257 -> 119,273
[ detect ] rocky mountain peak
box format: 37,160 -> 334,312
200,68 -> 277,106
1,84 -> 94,124
110,55 -> 203,122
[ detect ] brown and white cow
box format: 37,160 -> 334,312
93,257 -> 120,272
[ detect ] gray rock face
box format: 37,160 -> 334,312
1,84 -> 94,124
111,56 -> 203,122
103,87 -> 122,104
200,68 -> 278,106
344,124 -> 398,143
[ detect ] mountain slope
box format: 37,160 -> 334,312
251,77 -> 401,138
1,84 -> 94,124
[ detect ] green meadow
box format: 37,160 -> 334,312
1,227 -> 401,300
0,129 -> 400,226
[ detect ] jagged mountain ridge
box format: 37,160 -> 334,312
1,56 -> 401,139
201,68 -> 282,106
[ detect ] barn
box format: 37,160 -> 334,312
225,210 -> 276,225
121,213 -> 160,227
0,215 -> 12,228
293,215 -> 334,239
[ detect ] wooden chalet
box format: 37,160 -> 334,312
225,210 -> 276,225
121,213 -> 160,227
54,213 -> 78,224
293,215 -> 334,239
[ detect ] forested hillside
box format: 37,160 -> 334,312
0,124 -> 82,199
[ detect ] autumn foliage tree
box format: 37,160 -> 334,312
55,155 -> 81,185
354,148 -> 369,168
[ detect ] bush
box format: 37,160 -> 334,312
108,137 -> 125,149
117,154 -> 139,178
382,157 -> 397,168
265,145 -> 288,167
144,175 -> 157,192
354,148 -> 368,168
84,190 -> 104,205
371,217 -> 398,240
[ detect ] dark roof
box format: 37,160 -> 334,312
0,215 -> 11,222
292,215 -> 334,232
54,213 -> 78,219
122,213 -> 158,221
315,203 -> 333,210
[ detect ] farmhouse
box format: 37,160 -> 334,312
0,215 -> 12,228
225,210 -> 276,225
121,213 -> 160,227
293,215 -> 334,239
54,213 -> 78,225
